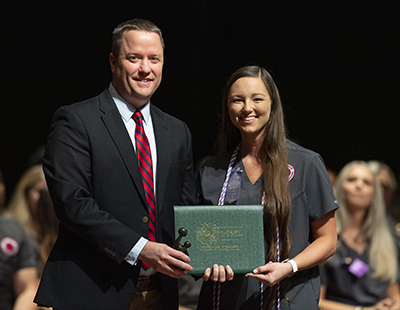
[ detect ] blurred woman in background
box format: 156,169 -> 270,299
5,165 -> 47,238
319,161 -> 400,310
5,165 -> 48,272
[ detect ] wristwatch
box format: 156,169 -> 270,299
282,258 -> 298,277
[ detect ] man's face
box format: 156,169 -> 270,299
110,30 -> 164,108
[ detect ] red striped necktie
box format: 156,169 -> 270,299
133,111 -> 156,270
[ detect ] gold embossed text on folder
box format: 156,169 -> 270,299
173,205 -> 264,274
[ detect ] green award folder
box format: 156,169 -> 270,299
173,205 -> 265,274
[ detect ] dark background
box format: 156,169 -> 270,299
1,1 -> 400,198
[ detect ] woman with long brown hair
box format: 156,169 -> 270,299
196,65 -> 338,309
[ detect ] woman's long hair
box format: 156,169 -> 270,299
36,188 -> 58,272
335,161 -> 397,283
5,164 -> 45,235
214,65 -> 292,308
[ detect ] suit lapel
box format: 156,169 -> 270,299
98,90 -> 147,205
151,105 -> 171,213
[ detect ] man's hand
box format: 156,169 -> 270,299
138,241 -> 193,278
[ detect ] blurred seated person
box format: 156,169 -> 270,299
319,161 -> 400,310
0,215 -> 44,310
5,165 -> 47,271
35,189 -> 58,271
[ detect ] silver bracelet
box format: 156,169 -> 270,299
354,306 -> 363,310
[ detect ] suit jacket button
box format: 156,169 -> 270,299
142,216 -> 149,223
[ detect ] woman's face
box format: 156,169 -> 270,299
227,77 -> 271,140
26,178 -> 47,217
343,165 -> 374,210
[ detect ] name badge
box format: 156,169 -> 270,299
348,258 -> 368,278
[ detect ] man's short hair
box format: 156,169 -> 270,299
111,19 -> 165,58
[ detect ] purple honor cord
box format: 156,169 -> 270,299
276,226 -> 281,310
214,144 -> 281,310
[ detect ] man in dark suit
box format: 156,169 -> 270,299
34,19 -> 196,310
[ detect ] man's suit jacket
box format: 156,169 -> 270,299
34,89 -> 196,310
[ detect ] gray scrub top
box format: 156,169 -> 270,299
320,236 -> 391,307
0,216 -> 36,310
197,141 -> 339,310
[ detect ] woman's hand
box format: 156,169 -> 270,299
245,261 -> 293,287
363,297 -> 396,310
202,264 -> 234,282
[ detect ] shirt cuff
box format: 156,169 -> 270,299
124,237 -> 148,265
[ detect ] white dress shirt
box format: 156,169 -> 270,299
108,83 -> 157,273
